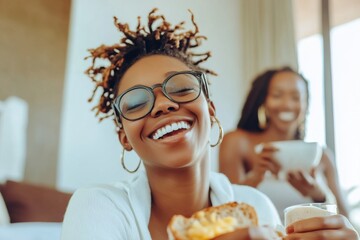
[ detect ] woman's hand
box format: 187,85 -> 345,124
287,169 -> 326,202
284,215 -> 359,239
245,144 -> 282,186
250,144 -> 282,182
212,226 -> 280,240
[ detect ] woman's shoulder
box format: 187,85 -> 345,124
79,182 -> 130,195
62,182 -> 142,239
222,129 -> 253,148
232,184 -> 272,204
224,128 -> 249,139
68,182 -> 132,211
223,129 -> 263,144
67,172 -> 150,213
222,129 -> 261,156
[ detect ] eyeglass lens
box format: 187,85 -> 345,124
117,72 -> 201,120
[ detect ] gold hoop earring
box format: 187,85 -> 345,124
257,105 -> 267,130
121,148 -> 141,173
210,116 -> 224,147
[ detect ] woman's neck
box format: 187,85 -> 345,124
148,160 -> 211,219
147,154 -> 212,239
262,125 -> 297,141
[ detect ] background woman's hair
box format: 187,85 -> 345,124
237,66 -> 309,140
85,8 -> 215,122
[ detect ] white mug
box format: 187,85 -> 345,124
284,203 -> 337,227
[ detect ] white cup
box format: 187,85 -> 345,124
255,140 -> 322,172
284,203 -> 338,227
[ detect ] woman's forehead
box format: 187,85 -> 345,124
117,55 -> 191,94
269,71 -> 306,93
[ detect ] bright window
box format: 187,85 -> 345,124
297,18 -> 360,229
297,34 -> 326,146
331,19 -> 360,219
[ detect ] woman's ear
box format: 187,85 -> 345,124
117,128 -> 132,151
208,100 -> 216,118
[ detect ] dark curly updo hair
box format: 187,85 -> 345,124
85,8 -> 216,123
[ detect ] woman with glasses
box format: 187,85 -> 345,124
61,9 -> 358,240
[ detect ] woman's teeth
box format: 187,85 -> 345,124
152,121 -> 190,140
278,112 -> 296,121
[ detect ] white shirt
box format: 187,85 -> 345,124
258,172 -> 336,222
258,175 -> 312,222
61,171 -> 281,240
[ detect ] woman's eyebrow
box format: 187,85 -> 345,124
164,71 -> 177,76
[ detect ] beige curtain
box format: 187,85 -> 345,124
240,0 -> 298,90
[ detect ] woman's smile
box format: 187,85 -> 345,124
151,120 -> 192,140
278,111 -> 296,122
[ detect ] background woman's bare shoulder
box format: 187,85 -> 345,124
221,129 -> 254,154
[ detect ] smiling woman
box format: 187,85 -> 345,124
61,8 -> 282,240
218,66 -> 351,223
61,8 -> 358,240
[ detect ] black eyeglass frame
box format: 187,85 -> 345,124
112,71 -> 210,124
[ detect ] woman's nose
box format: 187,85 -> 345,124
281,97 -> 297,109
150,91 -> 179,118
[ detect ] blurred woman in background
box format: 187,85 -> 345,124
219,66 -> 350,220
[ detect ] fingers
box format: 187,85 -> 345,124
287,215 -> 344,233
285,215 -> 359,239
212,226 -> 280,240
287,171 -> 314,191
286,169 -> 316,184
259,161 -> 281,176
310,167 -> 317,178
299,171 -> 315,184
214,217 -> 359,240
287,171 -> 326,201
255,143 -> 282,175
249,226 -> 282,239
212,227 -> 250,240
284,229 -> 356,240
287,171 -> 304,190
254,143 -> 278,154
253,144 -> 283,177
257,153 -> 282,175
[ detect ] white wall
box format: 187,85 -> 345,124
58,0 -> 244,191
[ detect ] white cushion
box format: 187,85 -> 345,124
0,222 -> 62,240
0,193 -> 10,225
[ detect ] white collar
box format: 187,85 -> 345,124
128,170 -> 235,239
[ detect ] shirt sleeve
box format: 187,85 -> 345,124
61,187 -> 130,240
232,185 -> 282,227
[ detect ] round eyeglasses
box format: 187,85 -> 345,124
112,71 -> 209,123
